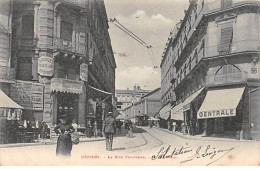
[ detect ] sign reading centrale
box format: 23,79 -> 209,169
38,56 -> 54,76
197,109 -> 236,119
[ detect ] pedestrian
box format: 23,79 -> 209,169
102,111 -> 116,151
93,120 -> 98,137
86,120 -> 92,138
40,121 -> 48,144
72,119 -> 78,133
118,120 -> 122,134
54,115 -> 75,157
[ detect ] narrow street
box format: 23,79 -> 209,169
0,126 -> 259,166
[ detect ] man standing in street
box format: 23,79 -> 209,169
102,111 -> 116,151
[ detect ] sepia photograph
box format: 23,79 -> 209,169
0,0 -> 259,166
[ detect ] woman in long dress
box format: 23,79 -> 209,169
54,116 -> 75,157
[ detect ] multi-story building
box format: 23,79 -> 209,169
159,22 -> 181,122
161,0 -> 260,140
0,0 -> 116,142
116,85 -> 151,118
124,88 -> 161,124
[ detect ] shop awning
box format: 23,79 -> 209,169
159,103 -> 171,120
0,89 -> 23,109
183,87 -> 205,111
171,102 -> 184,120
197,87 -> 245,119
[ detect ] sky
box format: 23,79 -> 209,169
104,0 -> 190,90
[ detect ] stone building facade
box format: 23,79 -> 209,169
116,85 -> 151,118
161,0 -> 260,140
123,88 -> 161,124
1,0 -> 116,136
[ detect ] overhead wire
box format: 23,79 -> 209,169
108,18 -> 159,68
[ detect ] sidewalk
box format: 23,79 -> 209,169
151,126 -> 260,143
0,136 -> 106,148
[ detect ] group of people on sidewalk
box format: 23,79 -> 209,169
54,111 -> 127,157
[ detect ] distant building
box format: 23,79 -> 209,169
115,85 -> 151,118
123,88 -> 161,124
161,0 -> 260,140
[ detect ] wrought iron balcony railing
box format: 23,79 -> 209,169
205,0 -> 259,14
207,39 -> 260,58
53,37 -> 86,55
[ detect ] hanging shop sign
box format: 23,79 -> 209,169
197,108 -> 236,119
51,78 -> 83,94
80,63 -> 88,82
11,80 -> 44,110
86,98 -> 97,118
38,56 -> 54,76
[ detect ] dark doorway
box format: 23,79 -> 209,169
57,93 -> 78,124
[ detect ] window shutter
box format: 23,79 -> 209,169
217,22 -> 233,53
61,21 -> 73,41
22,15 -> 34,38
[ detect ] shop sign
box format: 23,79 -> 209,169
197,109 -> 236,119
51,78 -> 83,94
80,63 -> 88,82
11,80 -> 44,110
38,56 -> 54,76
86,98 -> 96,118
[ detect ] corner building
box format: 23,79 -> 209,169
11,0 -> 116,136
162,0 -> 260,140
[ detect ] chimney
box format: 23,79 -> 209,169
137,85 -> 140,90
134,85 -> 137,91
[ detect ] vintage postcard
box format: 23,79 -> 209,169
0,0 -> 259,166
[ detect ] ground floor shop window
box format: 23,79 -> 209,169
57,93 -> 78,124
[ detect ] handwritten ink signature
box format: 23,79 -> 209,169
151,144 -> 192,160
181,145 -> 234,166
151,144 -> 234,166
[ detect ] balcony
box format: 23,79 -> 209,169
207,39 -> 260,58
17,38 -> 37,48
51,78 -> 84,94
205,0 -> 259,14
206,72 -> 247,86
53,38 -> 86,55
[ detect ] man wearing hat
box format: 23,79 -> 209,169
102,111 -> 116,151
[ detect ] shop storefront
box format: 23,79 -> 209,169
0,89 -> 23,144
197,86 -> 245,139
171,87 -> 206,134
170,102 -> 184,133
51,78 -> 84,125
158,103 -> 171,129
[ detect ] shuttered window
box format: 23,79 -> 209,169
57,62 -> 66,78
217,22 -> 233,54
67,65 -> 76,80
61,21 -> 73,41
22,15 -> 34,38
17,57 -> 32,80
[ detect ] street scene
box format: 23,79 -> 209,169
1,126 -> 259,165
0,0 -> 260,166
